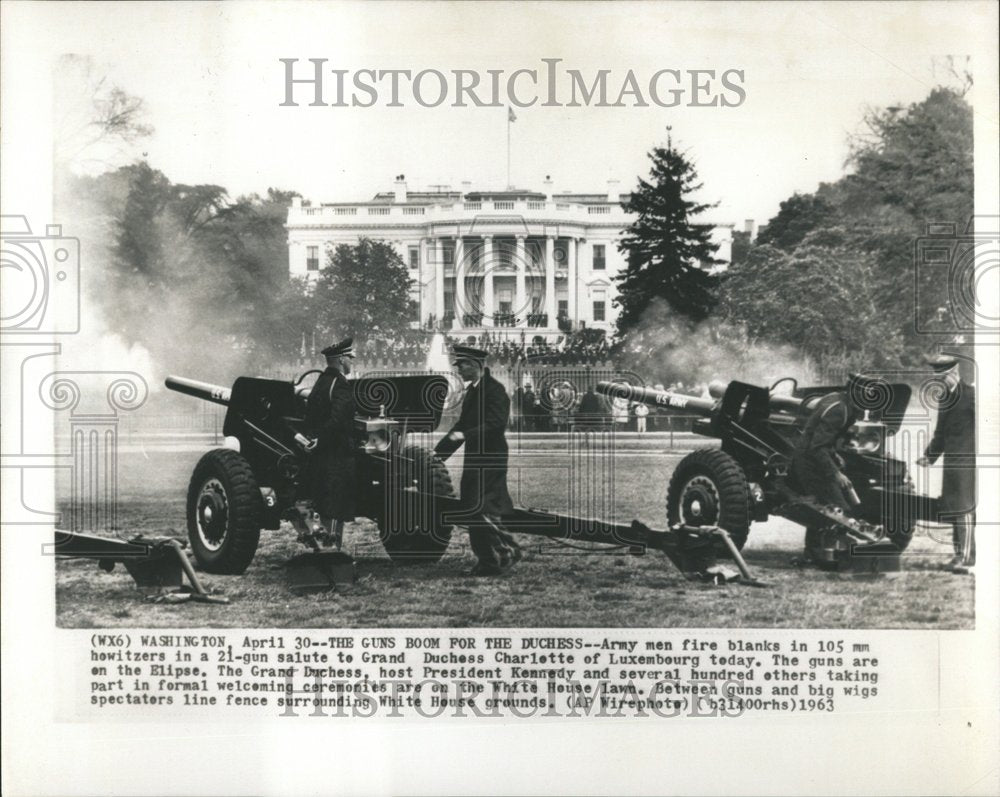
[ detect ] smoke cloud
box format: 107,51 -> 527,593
617,297 -> 818,390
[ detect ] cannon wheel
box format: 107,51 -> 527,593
377,445 -> 455,564
666,448 -> 751,550
186,448 -> 262,574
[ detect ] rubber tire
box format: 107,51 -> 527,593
378,445 -> 456,564
666,448 -> 752,550
186,448 -> 262,574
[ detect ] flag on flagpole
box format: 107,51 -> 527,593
508,106 -> 517,123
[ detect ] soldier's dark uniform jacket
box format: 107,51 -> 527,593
304,366 -> 357,521
790,391 -> 857,510
925,380 -> 976,516
434,368 -> 515,518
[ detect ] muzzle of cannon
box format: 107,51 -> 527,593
165,375 -> 231,406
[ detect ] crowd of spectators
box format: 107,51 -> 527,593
354,332 -> 429,366
445,331 -> 614,367
297,329 -> 622,370
301,331 -> 612,370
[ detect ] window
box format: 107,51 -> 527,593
306,246 -> 319,271
593,244 -> 606,270
499,301 -> 512,314
558,300 -> 568,317
593,301 -> 606,321
409,246 -> 420,270
443,242 -> 455,266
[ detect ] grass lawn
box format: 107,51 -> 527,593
55,444 -> 973,629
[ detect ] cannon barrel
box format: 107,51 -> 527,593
707,380 -> 805,414
165,376 -> 231,406
595,381 -> 716,416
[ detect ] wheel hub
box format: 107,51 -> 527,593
196,478 -> 229,551
679,475 -> 720,526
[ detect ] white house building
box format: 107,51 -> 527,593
286,177 -> 738,340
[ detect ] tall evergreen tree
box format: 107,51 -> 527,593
614,133 -> 721,336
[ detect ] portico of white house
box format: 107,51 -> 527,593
287,183 -> 736,340
420,228 -> 599,333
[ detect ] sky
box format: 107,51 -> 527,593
3,1 -> 997,226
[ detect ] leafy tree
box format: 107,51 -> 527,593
720,243 -> 904,370
729,229 -> 752,267
614,133 -> 721,335
843,88 -> 974,340
61,160 -> 307,378
845,87 -> 972,223
755,192 -> 841,251
723,86 -> 973,369
310,238 -> 416,346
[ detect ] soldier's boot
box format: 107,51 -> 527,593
802,526 -> 823,563
952,514 -> 975,573
483,513 -> 521,569
468,515 -> 520,576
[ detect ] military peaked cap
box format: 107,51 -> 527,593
923,353 -> 959,372
450,344 -> 488,363
321,337 -> 355,358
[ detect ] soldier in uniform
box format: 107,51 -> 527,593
303,337 -> 357,548
790,388 -> 858,511
789,380 -> 863,561
435,345 -> 522,576
916,354 -> 976,574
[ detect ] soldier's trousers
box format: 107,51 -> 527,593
952,513 -> 975,566
469,514 -> 521,569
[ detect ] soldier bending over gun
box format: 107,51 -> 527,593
790,381 -> 861,558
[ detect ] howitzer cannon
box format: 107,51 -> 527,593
597,377 -> 937,570
166,372 -> 458,575
167,370 -> 764,588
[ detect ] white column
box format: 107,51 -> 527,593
433,237 -> 444,325
454,236 -> 465,327
515,235 -> 526,325
545,235 -> 556,328
568,237 -> 578,329
483,235 -> 494,326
